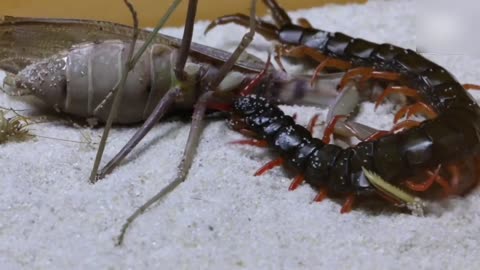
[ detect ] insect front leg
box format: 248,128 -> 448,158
89,0 -> 188,182
96,85 -> 183,179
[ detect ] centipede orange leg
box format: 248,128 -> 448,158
338,67 -> 401,91
405,165 -> 452,196
277,45 -> 325,73
394,102 -> 438,123
363,120 -> 422,142
240,54 -> 271,96
289,174 -> 305,190
310,57 -> 352,86
365,130 -> 391,141
391,120 -> 422,132
230,139 -> 268,147
307,114 -> 321,133
277,45 -> 327,62
340,194 -> 356,214
463,84 -> 480,90
322,115 -> 348,144
374,86 -> 420,109
254,157 -> 284,176
405,166 -> 440,192
428,171 -> 452,196
313,188 -> 328,202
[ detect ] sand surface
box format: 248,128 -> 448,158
1,1 -> 480,269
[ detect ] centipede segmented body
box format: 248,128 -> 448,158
210,0 -> 480,212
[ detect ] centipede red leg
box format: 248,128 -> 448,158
338,67 -> 401,91
240,54 -> 272,96
363,120 -> 422,142
313,188 -> 328,202
307,114 -> 321,133
394,102 -> 437,123
277,45 -> 328,63
230,139 -> 268,147
254,157 -> 284,176
310,57 -> 352,86
429,171 -> 452,196
365,130 -> 391,141
405,167 -> 439,192
405,165 -> 452,196
322,115 -> 347,143
360,119 -> 422,142
289,174 -> 305,190
391,120 -> 421,132
340,194 -> 356,214
374,86 -> 420,109
463,84 -> 480,90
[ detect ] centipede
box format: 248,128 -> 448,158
209,0 -> 480,212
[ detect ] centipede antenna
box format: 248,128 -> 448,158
262,0 -> 292,27
117,0 -> 259,245
361,167 -> 426,216
89,0 -> 182,183
206,0 -> 258,91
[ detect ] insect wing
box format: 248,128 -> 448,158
0,16 -> 265,73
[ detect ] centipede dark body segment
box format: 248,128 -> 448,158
214,0 -> 480,212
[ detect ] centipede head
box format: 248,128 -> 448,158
232,95 -> 266,116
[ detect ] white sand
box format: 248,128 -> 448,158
1,0 -> 480,269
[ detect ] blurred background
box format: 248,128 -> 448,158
0,0 -> 365,27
